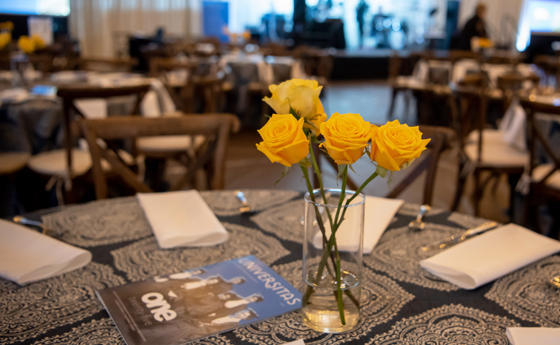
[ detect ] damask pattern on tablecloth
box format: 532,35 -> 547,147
367,304 -> 519,345
32,318 -> 234,345
42,197 -> 152,247
0,263 -> 125,345
33,319 -> 125,345
111,222 -> 291,281
234,260 -> 414,345
365,224 -> 464,291
485,256 -> 560,327
200,190 -> 300,216
250,199 -> 304,243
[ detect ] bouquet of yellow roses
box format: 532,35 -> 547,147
256,79 -> 429,330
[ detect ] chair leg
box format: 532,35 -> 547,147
387,88 -> 398,121
473,169 -> 482,217
403,90 -> 411,123
451,159 -> 467,212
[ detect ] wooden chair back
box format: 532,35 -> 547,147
448,84 -> 488,164
314,125 -> 454,206
519,98 -> 560,199
385,125 -> 455,205
149,57 -> 199,111
79,57 -> 138,72
79,114 -> 240,199
497,72 -> 540,110
56,84 -> 152,180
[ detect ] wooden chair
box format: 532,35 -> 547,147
79,57 -> 138,73
150,57 -> 199,112
448,84 -> 528,215
497,72 -> 540,111
386,52 -> 412,121
314,125 -> 455,206
27,84 -> 151,202
150,57 -> 224,114
520,97 -> 560,237
79,115 -> 240,199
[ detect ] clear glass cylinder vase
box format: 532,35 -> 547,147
302,188 -> 365,333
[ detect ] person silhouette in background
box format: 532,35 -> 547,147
458,3 -> 488,51
356,0 -> 369,48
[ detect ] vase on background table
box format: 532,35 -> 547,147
302,189 -> 365,333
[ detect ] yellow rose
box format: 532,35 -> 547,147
0,32 -> 10,50
370,120 -> 430,172
18,36 -> 35,54
319,113 -> 371,165
0,21 -> 14,31
31,35 -> 45,49
263,79 -> 326,135
256,114 -> 310,167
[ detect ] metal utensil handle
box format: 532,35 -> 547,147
13,216 -> 44,228
235,191 -> 248,206
416,205 -> 430,222
464,221 -> 498,236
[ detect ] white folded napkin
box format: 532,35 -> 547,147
149,78 -> 177,114
313,196 -> 404,254
140,90 -> 162,118
137,190 -> 229,249
0,219 -> 92,285
75,99 -> 108,119
506,327 -> 560,345
420,224 -> 560,289
0,88 -> 30,103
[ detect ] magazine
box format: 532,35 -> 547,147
96,255 -> 301,345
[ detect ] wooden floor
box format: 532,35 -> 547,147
173,81 -> 513,224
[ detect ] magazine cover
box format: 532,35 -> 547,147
96,255 -> 301,345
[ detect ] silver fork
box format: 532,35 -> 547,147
235,191 -> 255,215
13,215 -> 61,236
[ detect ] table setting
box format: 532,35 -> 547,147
2,189 -> 560,344
2,77 -> 560,345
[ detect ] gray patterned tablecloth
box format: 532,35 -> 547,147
1,190 -> 557,344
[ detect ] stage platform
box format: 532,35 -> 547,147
331,49 -> 400,81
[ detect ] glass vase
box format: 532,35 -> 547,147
302,188 -> 365,333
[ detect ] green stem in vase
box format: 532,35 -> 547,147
335,171 -> 379,231
308,141 -> 334,228
332,165 -> 348,325
300,165 -> 337,303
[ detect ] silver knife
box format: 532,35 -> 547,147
421,221 -> 498,252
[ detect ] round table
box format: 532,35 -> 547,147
1,190 -> 558,345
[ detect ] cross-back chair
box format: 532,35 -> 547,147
497,72 -> 540,111
27,84 -> 151,202
520,97 -> 560,237
314,125 -> 455,206
150,57 -> 224,114
150,57 -> 198,112
79,115 -> 240,199
448,83 -> 528,215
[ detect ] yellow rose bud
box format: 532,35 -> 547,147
0,32 -> 11,51
256,114 -> 310,167
263,78 -> 326,135
319,112 -> 371,165
0,21 -> 14,31
18,36 -> 35,54
31,35 -> 45,50
370,120 -> 430,172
